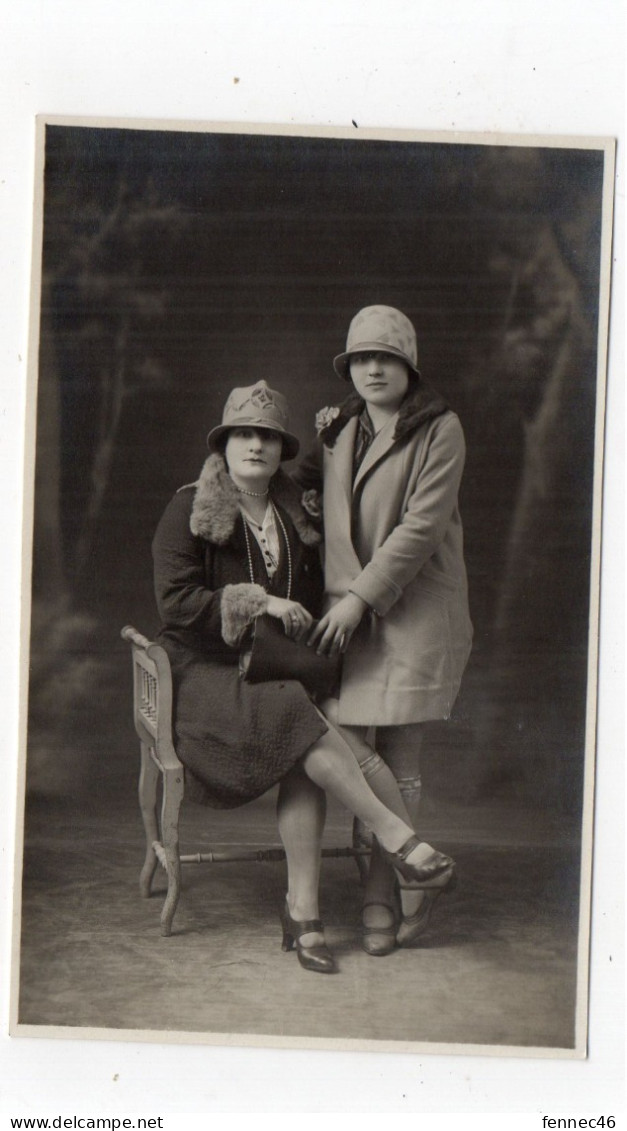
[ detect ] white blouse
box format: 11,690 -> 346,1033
239,502 -> 281,579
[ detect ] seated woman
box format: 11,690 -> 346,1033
151,379 -> 455,974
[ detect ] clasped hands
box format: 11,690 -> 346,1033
266,593 -> 367,655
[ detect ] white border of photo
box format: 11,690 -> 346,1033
1,0 -> 624,1119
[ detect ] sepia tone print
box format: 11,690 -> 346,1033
12,119 -> 614,1054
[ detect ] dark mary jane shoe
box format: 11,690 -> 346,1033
380,834 -> 456,889
360,901 -> 397,957
396,869 -> 458,948
280,901 -> 337,974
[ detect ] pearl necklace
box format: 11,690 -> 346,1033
237,486 -> 269,498
242,501 -> 292,600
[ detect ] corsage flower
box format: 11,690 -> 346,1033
315,405 -> 340,435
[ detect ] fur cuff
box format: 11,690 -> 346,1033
221,583 -> 268,647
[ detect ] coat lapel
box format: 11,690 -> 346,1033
352,412 -> 400,494
323,416 -> 363,587
331,415 -> 358,502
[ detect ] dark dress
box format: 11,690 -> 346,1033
151,455 -> 328,808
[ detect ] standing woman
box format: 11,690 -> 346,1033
152,379 -> 456,974
301,307 -> 473,954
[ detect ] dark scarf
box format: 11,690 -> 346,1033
317,379 -> 449,451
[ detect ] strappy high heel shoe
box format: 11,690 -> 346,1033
379,835 -> 456,889
396,869 -> 458,947
280,900 -> 337,974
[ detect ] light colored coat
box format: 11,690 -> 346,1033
300,385 -> 473,725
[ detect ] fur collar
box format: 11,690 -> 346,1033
318,379 -> 449,449
189,453 -> 321,547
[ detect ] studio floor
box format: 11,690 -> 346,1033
14,786 -> 582,1052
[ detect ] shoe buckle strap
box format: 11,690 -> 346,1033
396,834 -> 421,862
293,918 -> 323,936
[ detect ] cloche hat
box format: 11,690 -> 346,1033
333,305 -> 421,380
207,380 -> 300,461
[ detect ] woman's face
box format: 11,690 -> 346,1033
224,427 -> 283,489
349,351 -> 410,412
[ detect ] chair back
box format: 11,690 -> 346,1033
121,625 -> 180,769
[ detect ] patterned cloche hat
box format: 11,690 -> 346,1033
333,305 -> 420,380
207,380 -> 300,461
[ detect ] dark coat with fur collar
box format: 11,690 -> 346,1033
295,381 -> 473,725
151,454 -> 327,808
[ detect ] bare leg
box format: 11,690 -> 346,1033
277,765 -> 326,947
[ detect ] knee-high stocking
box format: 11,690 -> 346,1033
318,715 -> 416,926
378,725 -> 426,919
300,723 -> 437,869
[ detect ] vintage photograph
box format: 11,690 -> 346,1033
12,118 -> 614,1054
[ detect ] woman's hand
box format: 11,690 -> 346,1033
265,595 -> 314,640
308,593 -> 368,656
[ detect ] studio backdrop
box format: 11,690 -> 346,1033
14,119 -> 614,1052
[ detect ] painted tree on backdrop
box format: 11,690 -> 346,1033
28,180 -> 186,793
466,151 -> 600,813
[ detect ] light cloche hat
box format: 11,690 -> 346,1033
333,305 -> 420,380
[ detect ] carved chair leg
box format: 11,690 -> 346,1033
159,766 -> 185,936
138,742 -> 160,898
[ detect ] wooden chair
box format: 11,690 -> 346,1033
121,625 -> 367,936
